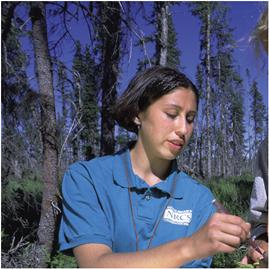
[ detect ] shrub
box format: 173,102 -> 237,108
49,252 -> 77,268
212,247 -> 248,268
206,176 -> 253,216
1,174 -> 43,250
1,241 -> 42,268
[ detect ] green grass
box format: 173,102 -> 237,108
204,174 -> 254,268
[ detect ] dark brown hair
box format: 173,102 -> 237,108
113,66 -> 199,133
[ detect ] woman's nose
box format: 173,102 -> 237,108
175,118 -> 187,138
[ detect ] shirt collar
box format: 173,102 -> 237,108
112,147 -> 135,188
112,147 -> 184,199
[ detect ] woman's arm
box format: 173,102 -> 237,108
74,213 -> 251,268
74,239 -> 192,268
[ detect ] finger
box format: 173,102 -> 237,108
218,222 -> 248,242
216,215 -> 251,241
238,224 -> 251,242
240,255 -> 249,265
213,240 -> 237,254
256,239 -> 268,251
248,246 -> 264,262
212,229 -> 242,248
242,222 -> 251,238
216,213 -> 248,228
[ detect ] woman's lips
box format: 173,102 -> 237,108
167,140 -> 184,150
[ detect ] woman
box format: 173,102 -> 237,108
240,9 -> 268,267
59,66 -> 250,267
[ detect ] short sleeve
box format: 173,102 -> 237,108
58,162 -> 112,252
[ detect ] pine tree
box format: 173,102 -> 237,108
96,2 -> 121,155
71,41 -> 84,161
155,2 -> 169,66
154,2 -> 181,68
194,63 -> 205,178
189,2 -> 247,177
80,46 -> 99,159
211,3 -> 237,177
2,1 -> 44,180
30,2 -> 58,266
190,2 -> 217,179
245,68 -> 254,165
167,13 -> 181,69
230,80 -> 246,175
136,2 -> 181,70
56,60 -> 71,169
212,4 -> 247,177
57,61 -> 68,131
71,42 -> 99,160
250,80 -> 267,151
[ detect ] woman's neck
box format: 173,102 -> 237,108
129,140 -> 172,186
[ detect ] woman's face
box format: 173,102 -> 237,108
137,87 -> 197,161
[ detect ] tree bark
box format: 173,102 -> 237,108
218,59 -> 227,177
205,7 -> 212,179
156,2 -> 169,66
2,2 -> 19,43
30,2 -> 58,266
100,2 -> 121,155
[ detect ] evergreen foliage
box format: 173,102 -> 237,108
95,1 -> 121,155
188,2 -> 253,178
166,14 -> 181,69
81,46 -> 99,158
2,2 -> 42,180
249,80 -> 267,149
71,41 -> 84,160
72,42 -> 99,160
136,2 -> 181,70
154,2 -> 181,68
56,60 -> 70,170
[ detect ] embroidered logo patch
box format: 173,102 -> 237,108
163,206 -> 192,226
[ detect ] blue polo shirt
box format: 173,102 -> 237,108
59,147 -> 216,267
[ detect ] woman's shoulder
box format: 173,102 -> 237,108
65,148 -> 128,183
67,154 -> 113,173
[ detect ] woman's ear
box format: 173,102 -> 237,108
134,116 -> 141,127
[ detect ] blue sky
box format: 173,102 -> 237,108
119,1 -> 268,103
18,1 -> 268,112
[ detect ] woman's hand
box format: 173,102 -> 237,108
189,212 -> 251,260
240,239 -> 268,266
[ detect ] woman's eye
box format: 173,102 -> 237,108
166,113 -> 177,119
186,115 -> 195,123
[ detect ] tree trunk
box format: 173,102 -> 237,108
100,2 -> 121,155
30,2 -> 58,266
156,2 -> 169,66
218,59 -> 227,177
2,2 -> 19,43
205,8 -> 212,179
